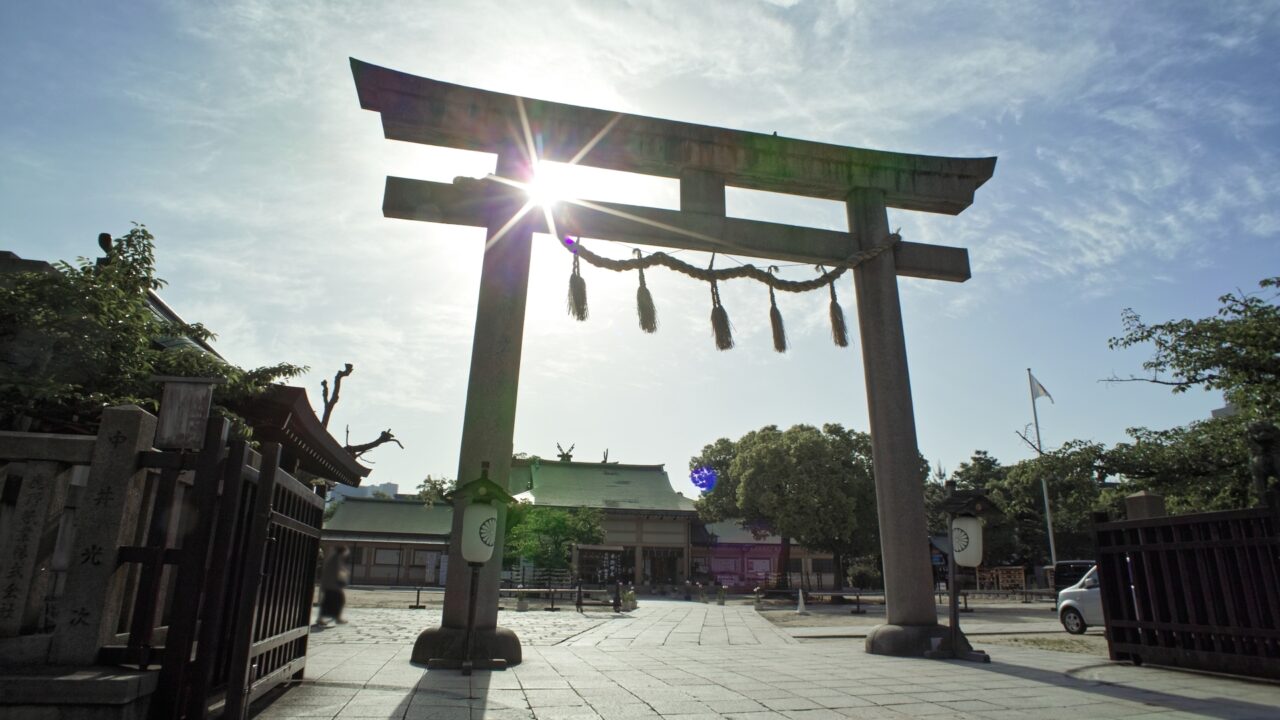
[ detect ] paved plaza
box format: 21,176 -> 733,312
256,600 -> 1280,719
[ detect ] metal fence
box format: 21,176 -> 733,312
1095,500 -> 1280,680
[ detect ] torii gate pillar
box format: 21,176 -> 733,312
849,188 -> 947,654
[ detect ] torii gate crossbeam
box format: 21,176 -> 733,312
351,58 -> 996,661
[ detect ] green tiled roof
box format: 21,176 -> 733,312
323,496 -> 453,537
509,459 -> 696,514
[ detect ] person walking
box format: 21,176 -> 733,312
316,546 -> 350,626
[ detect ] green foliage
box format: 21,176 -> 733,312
990,441 -> 1107,565
0,225 -> 305,435
694,423 -> 884,571
416,474 -> 456,505
690,436 -> 743,523
323,496 -> 342,523
952,450 -> 1005,490
505,505 -> 604,570
1109,276 -> 1280,416
1104,414 -> 1254,511
733,424 -> 879,558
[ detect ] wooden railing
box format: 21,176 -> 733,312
1095,499 -> 1280,680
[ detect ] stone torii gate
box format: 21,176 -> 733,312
351,58 -> 995,661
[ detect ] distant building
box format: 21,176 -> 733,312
693,521 -> 836,591
321,497 -> 451,586
329,481 -> 399,502
509,457 -> 697,586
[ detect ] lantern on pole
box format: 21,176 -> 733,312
930,482 -> 1003,663
436,461 -> 515,674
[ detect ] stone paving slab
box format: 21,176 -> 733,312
787,622 -> 1066,639
256,601 -> 1280,720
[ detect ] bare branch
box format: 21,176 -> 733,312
345,429 -> 404,458
1101,373 -> 1215,388
320,363 -> 354,429
1015,429 -> 1041,455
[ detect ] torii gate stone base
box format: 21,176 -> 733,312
351,59 -> 996,661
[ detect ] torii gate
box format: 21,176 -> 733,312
351,58 -> 995,661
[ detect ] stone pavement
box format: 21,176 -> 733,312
255,600 -> 1280,719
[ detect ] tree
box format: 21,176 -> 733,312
690,436 -> 743,523
0,226 -> 304,435
1102,275 -> 1278,510
505,505 -> 604,570
984,441 -> 1107,566
1109,276 -> 1280,417
1104,414 -> 1254,512
952,450 -> 1005,490
416,474 -> 455,505
314,362 -> 404,460
693,423 -> 884,590
323,496 -> 343,523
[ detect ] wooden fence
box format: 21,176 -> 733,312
0,404 -> 324,719
1094,498 -> 1280,680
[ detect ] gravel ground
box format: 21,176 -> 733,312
331,588 -> 1106,657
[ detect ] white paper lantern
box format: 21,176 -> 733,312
951,515 -> 984,568
461,503 -> 499,564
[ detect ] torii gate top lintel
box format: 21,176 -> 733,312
351,58 -> 995,216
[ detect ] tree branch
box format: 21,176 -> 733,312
1014,429 -> 1041,455
345,429 -> 403,458
320,363 -> 354,429
1101,373 -> 1215,388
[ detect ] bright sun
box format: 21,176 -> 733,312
525,162 -> 575,207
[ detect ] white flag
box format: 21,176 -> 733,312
1030,372 -> 1054,403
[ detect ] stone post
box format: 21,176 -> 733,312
1126,491 -> 1166,520
0,461 -> 68,637
846,188 -> 944,656
49,406 -> 156,665
413,146 -> 534,666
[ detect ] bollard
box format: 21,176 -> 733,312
410,586 -> 426,609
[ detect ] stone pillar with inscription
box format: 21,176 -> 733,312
49,406 -> 156,665
0,461 -> 70,637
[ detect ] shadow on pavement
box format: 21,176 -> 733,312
968,656 -> 1279,719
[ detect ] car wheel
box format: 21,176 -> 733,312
1061,606 -> 1087,635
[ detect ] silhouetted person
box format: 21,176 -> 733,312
316,546 -> 350,626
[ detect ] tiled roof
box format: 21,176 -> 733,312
509,458 -> 696,514
324,496 -> 453,537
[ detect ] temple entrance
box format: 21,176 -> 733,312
574,544 -> 624,585
351,58 -> 996,660
642,548 -> 684,586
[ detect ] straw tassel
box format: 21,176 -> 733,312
828,278 -> 849,347
710,281 -> 734,350
567,251 -> 588,321
634,250 -> 658,333
768,267 -> 787,353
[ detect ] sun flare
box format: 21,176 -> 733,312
525,162 -> 575,208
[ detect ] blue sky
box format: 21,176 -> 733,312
3,1 -> 1277,496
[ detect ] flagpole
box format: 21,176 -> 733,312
1028,368 -> 1058,566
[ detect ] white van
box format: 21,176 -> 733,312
1057,565 -> 1103,634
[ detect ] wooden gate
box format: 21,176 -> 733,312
220,443 -> 324,719
118,420 -> 322,719
1094,501 -> 1280,680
